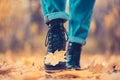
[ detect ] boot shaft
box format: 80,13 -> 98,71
66,42 -> 82,69
45,19 -> 67,53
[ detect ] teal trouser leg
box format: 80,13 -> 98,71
68,0 -> 96,45
41,0 -> 69,23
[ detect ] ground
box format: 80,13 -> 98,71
0,51 -> 120,80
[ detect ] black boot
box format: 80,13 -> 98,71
66,42 -> 82,70
44,19 -> 67,70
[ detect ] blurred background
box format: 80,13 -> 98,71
0,0 -> 120,54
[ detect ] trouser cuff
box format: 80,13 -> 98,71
68,36 -> 86,45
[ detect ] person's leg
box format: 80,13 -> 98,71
41,0 -> 69,53
40,0 -> 68,70
68,0 -> 95,44
66,0 -> 96,69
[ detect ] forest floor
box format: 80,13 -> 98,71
0,51 -> 120,80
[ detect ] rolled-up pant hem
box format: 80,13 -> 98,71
44,12 -> 69,23
68,36 -> 86,45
